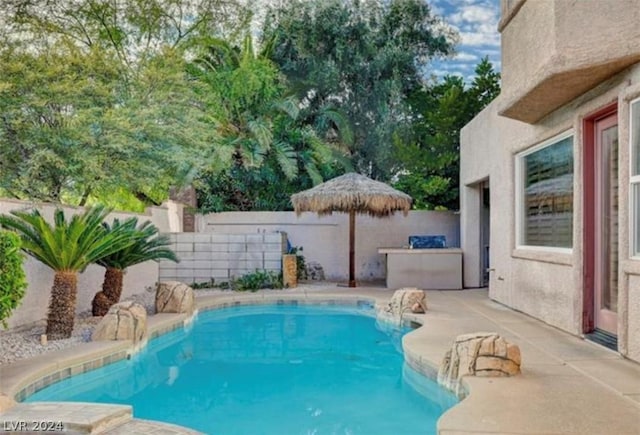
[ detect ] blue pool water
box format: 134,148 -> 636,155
27,305 -> 457,434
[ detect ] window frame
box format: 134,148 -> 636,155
515,130 -> 575,253
630,97 -> 640,258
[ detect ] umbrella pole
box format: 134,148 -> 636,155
349,210 -> 356,287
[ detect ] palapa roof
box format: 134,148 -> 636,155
290,172 -> 412,217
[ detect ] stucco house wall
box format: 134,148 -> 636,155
461,51 -> 640,362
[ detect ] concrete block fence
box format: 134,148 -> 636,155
159,232 -> 287,285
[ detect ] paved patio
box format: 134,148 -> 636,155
1,284 -> 639,434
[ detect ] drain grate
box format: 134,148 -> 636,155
585,329 -> 617,351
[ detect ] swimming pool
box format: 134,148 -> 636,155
27,304 -> 457,434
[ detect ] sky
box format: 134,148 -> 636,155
429,0 -> 502,81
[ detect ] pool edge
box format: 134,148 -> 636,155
0,291 -> 458,434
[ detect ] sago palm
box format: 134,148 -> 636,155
91,218 -> 178,316
0,206 -> 134,339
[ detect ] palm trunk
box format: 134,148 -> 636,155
102,267 -> 124,303
92,267 -> 124,317
46,271 -> 78,340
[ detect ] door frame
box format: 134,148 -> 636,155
582,102 -> 617,333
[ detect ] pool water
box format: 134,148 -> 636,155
27,305 -> 457,434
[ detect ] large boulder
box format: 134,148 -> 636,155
92,301 -> 147,344
156,281 -> 195,314
437,332 -> 521,397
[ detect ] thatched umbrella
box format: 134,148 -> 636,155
291,172 -> 412,287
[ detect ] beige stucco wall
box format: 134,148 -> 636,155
499,0 -> 640,122
460,63 -> 640,362
0,199 -> 183,329
196,211 -> 459,281
500,0 -> 556,103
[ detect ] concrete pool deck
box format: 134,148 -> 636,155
1,285 -> 639,434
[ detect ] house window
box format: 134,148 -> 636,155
631,99 -> 640,256
517,133 -> 574,249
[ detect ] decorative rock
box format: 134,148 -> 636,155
156,281 -> 195,314
304,261 -> 326,281
389,288 -> 427,314
437,332 -> 521,397
376,288 -> 427,326
0,394 -> 16,412
92,301 -> 147,344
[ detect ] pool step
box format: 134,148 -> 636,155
0,402 -> 131,434
0,402 -> 201,434
104,418 -> 204,434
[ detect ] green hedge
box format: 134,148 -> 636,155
0,230 -> 27,327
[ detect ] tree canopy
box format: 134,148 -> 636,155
262,0 -> 458,180
393,58 -> 501,210
0,0 -> 249,209
0,0 -> 500,213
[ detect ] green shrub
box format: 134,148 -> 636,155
233,270 -> 283,292
0,231 -> 27,327
190,278 -> 216,290
288,245 -> 307,280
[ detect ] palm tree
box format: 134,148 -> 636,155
91,218 -> 178,316
188,35 -> 303,175
189,35 -> 353,209
0,206 -> 134,339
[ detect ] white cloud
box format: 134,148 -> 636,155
444,3 -> 500,48
477,48 -> 501,56
449,5 -> 498,26
430,4 -> 445,16
442,61 -> 475,70
417,0 -> 502,80
460,31 -> 500,47
455,52 -> 479,62
431,69 -> 464,78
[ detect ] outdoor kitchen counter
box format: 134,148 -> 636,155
378,247 -> 463,289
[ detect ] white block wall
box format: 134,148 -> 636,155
196,210 -> 460,281
159,232 -> 287,285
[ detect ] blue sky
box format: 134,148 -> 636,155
429,0 -> 501,81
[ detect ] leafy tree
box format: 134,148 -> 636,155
0,42 -> 219,208
92,218 -> 178,316
262,0 -> 457,180
196,159 -> 347,212
393,58 -> 501,210
188,36 -> 297,174
0,231 -> 27,328
2,0 -> 251,55
0,206 -> 134,339
0,0 -> 250,209
468,57 -> 502,115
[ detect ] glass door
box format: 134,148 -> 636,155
594,115 -> 618,335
